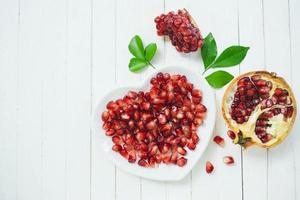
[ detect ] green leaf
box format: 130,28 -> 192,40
201,33 -> 217,68
205,70 -> 234,89
128,35 -> 145,59
128,58 -> 148,72
144,43 -> 157,62
210,46 -> 249,68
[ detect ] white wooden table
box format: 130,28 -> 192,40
1,0 -> 299,199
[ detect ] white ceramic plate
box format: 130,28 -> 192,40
93,66 -> 216,181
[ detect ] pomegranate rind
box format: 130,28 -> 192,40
222,71 -> 297,148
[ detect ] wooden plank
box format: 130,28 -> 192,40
263,0 -> 295,199
163,1 -> 192,199
114,1 -> 143,199
139,0 -> 166,199
65,0 -> 91,199
91,0 -> 116,199
0,0 -> 18,199
238,1 -> 268,200
39,0 -> 67,199
17,0 -> 44,199
190,0 -> 243,199
289,0 -> 300,199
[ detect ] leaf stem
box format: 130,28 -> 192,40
202,66 -> 211,75
148,62 -> 156,69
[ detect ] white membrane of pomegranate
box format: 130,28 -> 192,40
93,66 -> 216,181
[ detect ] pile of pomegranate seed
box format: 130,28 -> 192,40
154,9 -> 203,53
101,73 -> 207,167
230,74 -> 294,143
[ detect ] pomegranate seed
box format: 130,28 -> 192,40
141,102 -> 151,110
158,114 -> 167,124
138,159 -> 149,167
191,89 -> 202,97
177,146 -> 187,155
121,113 -> 130,120
213,135 -> 225,147
150,145 -> 159,156
127,91 -> 138,99
161,123 -> 172,134
102,122 -> 111,131
177,157 -> 187,167
112,136 -> 122,144
206,161 -> 214,173
105,129 -> 115,136
146,120 -> 157,130
187,140 -> 196,150
101,111 -> 110,121
191,133 -> 199,144
274,88 -> 283,96
128,153 -> 137,163
170,153 -> 178,164
106,101 -> 118,111
120,149 -> 129,159
223,156 -> 234,165
148,157 -> 156,167
227,130 -> 236,140
112,144 -> 122,152
136,131 -> 146,141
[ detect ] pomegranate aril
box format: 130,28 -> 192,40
128,153 -> 137,163
112,144 -> 122,152
112,136 -> 122,144
105,129 -> 115,136
187,140 -> 196,150
136,131 -> 146,141
213,135 -> 225,147
251,75 -> 261,81
120,149 -> 129,159
261,134 -> 273,143
274,88 -> 283,96
148,156 -> 157,167
177,157 -> 187,167
223,156 -> 234,165
146,120 -> 157,130
206,161 -> 214,174
177,146 -> 187,155
158,114 -> 167,124
102,122 -> 111,131
149,145 -> 159,156
138,159 -> 149,167
101,111 -> 110,121
191,133 -> 199,144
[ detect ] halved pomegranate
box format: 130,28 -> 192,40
222,71 -> 296,148
101,72 -> 207,167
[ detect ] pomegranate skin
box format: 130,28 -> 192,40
155,9 -> 203,53
222,71 -> 297,148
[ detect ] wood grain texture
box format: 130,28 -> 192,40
91,0 -> 116,200
0,0 -> 299,199
0,0 -> 18,199
238,1 -> 268,200
264,0 -> 295,200
290,0 -> 300,199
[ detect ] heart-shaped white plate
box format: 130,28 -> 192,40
93,66 -> 216,181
